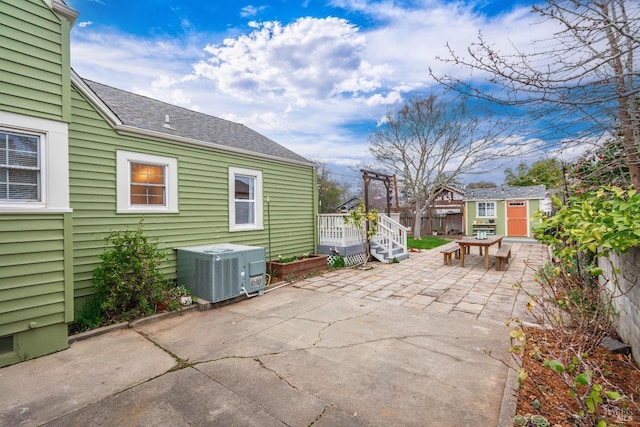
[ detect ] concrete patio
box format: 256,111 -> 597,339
0,241 -> 547,427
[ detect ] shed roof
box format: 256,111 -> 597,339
76,76 -> 312,166
464,184 -> 547,201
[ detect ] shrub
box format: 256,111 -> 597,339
92,220 -> 170,322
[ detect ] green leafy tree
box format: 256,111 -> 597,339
505,159 -> 563,188
315,161 -> 349,213
466,181 -> 497,189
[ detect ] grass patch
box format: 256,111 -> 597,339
407,236 -> 450,250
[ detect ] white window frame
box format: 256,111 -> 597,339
477,201 -> 496,218
116,150 -> 178,214
229,166 -> 263,231
0,111 -> 69,213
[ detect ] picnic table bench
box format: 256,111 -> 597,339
495,244 -> 512,271
440,243 -> 460,265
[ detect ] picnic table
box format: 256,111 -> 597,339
458,234 -> 503,269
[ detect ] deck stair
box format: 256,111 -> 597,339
369,214 -> 410,263
317,213 -> 409,264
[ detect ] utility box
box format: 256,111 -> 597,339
176,243 -> 265,303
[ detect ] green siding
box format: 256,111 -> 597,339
0,0 -> 72,367
0,323 -> 68,366
0,216 -> 67,338
528,199 -> 542,235
69,87 -> 317,298
0,0 -> 65,121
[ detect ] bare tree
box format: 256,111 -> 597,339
369,95 -> 507,239
433,0 -> 640,190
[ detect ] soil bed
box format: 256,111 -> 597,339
517,327 -> 640,426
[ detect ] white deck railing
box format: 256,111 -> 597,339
317,214 -> 362,247
318,214 -> 408,258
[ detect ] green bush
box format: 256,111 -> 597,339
534,186 -> 640,271
92,220 -> 170,322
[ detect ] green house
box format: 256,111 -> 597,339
464,185 -> 550,239
0,0 -> 317,367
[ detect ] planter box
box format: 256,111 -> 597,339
267,254 -> 328,280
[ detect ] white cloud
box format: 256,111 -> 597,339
69,0 -> 561,184
365,91 -> 402,106
240,5 -> 267,17
193,17 -> 391,106
78,21 -> 93,28
151,74 -> 197,90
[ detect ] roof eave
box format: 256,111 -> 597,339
51,0 -> 79,27
116,125 -> 315,168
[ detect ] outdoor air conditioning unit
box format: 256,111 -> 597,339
176,243 -> 266,303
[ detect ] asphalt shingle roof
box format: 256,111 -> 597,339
464,184 -> 547,200
83,79 -> 311,165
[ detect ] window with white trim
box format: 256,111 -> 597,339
116,151 -> 178,213
130,162 -> 166,205
0,131 -> 41,201
477,201 -> 496,217
0,111 -> 69,212
229,167 -> 262,231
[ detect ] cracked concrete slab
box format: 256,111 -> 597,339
0,329 -> 175,427
46,367 -> 288,427
131,287 -> 509,426
0,242 -> 546,427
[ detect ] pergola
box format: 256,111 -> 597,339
360,169 -> 399,215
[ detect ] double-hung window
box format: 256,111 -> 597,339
229,167 -> 262,231
116,150 -> 178,213
477,201 -> 496,218
0,131 -> 40,202
130,162 -> 166,206
0,111 -> 69,212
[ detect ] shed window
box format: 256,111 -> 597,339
477,201 -> 496,217
0,131 -> 40,201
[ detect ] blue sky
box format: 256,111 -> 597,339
67,0 -> 575,187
